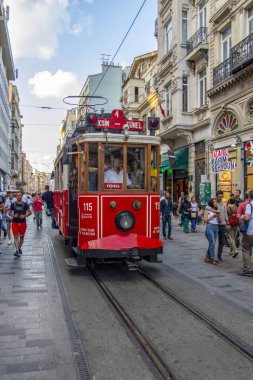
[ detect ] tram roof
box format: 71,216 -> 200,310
75,133 -> 161,145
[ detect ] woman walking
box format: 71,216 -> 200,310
204,198 -> 220,265
190,196 -> 199,232
227,197 -> 239,257
180,195 -> 191,233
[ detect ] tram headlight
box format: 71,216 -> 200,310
115,211 -> 135,232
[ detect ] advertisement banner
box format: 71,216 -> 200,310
78,196 -> 99,247
212,149 -> 236,172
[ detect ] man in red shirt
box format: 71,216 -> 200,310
9,191 -> 32,257
237,192 -> 250,218
32,192 -> 44,229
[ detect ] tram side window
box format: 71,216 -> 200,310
79,144 -> 85,192
88,143 -> 98,192
104,146 -> 131,189
151,146 -> 158,192
127,147 -> 145,189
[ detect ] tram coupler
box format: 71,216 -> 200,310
124,260 -> 139,271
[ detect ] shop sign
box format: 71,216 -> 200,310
245,141 -> 253,167
212,149 -> 236,172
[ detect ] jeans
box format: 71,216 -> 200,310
205,223 -> 218,260
162,216 -> 171,238
218,225 -> 226,258
49,208 -> 57,228
191,215 -> 198,231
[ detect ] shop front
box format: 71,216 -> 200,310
160,147 -> 189,201
245,140 -> 253,191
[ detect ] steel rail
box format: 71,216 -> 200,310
87,265 -> 178,380
138,268 -> 253,363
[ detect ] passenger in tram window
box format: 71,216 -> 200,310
151,177 -> 157,192
88,156 -> 98,192
129,159 -> 144,189
104,154 -> 132,187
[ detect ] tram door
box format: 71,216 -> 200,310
68,145 -> 78,243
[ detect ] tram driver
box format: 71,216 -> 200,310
104,153 -> 132,188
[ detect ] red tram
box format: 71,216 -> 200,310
54,107 -> 163,267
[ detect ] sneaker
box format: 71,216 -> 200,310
14,251 -> 20,257
19,249 -> 22,255
238,271 -> 252,277
8,240 -> 12,245
168,237 -> 173,240
3,231 -> 7,238
0,251 -> 2,254
232,251 -> 239,258
38,226 -> 41,230
217,257 -> 223,263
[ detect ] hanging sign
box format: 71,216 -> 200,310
245,141 -> 253,167
212,149 -> 236,172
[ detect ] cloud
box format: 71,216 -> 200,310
28,70 -> 79,99
7,0 -> 92,60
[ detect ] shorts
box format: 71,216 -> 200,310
6,217 -> 12,224
12,222 -> 27,238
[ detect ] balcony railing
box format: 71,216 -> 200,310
213,58 -> 230,87
186,27 -> 208,55
213,32 -> 253,87
231,32 -> 253,74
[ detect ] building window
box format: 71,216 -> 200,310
165,19 -> 172,52
198,68 -> 207,107
182,75 -> 188,112
221,25 -> 232,61
165,84 -> 172,116
199,1 -> 207,28
123,90 -> 128,105
248,5 -> 253,34
182,10 -> 188,44
134,87 -> 139,102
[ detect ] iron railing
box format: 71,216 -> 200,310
231,32 -> 253,73
186,27 -> 208,55
213,58 -> 230,87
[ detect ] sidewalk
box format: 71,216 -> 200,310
0,218 -> 78,380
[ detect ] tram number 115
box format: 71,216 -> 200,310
83,203 -> 93,211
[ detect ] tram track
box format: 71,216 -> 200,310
87,264 -> 177,380
137,268 -> 253,363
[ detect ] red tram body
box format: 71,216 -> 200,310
54,110 -> 163,266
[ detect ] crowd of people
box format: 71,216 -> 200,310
0,185 -> 56,257
160,189 -> 253,277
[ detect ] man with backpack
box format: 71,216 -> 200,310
239,190 -> 253,276
8,191 -> 32,257
227,197 -> 239,257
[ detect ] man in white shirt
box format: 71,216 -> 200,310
104,157 -> 132,187
240,190 -> 253,276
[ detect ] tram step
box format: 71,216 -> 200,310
124,260 -> 138,271
65,257 -> 85,268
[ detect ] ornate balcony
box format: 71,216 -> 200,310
231,32 -> 253,74
213,58 -> 230,87
186,27 -> 208,61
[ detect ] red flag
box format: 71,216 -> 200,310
158,100 -> 165,118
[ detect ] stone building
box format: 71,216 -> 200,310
207,0 -> 253,201
156,0 -> 253,201
0,1 -> 15,190
121,50 -> 159,133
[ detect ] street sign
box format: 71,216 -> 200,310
95,109 -> 144,131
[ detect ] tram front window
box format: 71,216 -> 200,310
127,147 -> 145,189
104,146 -> 132,190
88,143 -> 98,191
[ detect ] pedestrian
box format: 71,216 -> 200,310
160,191 -> 173,240
0,197 -> 4,247
204,198 -> 220,265
209,190 -> 229,263
178,191 -> 185,226
237,192 -> 250,218
32,192 -> 44,229
226,197 -> 239,257
234,189 -> 242,207
190,196 -> 199,232
0,193 -> 7,240
180,195 -> 191,233
42,185 -> 57,229
239,190 -> 253,276
8,191 -> 32,257
4,193 -> 13,245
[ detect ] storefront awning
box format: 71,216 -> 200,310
160,147 -> 188,171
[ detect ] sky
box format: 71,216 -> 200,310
5,0 -> 158,173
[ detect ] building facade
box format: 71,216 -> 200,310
9,84 -> 22,188
121,51 -> 159,134
0,0 -> 15,190
207,0 -> 253,201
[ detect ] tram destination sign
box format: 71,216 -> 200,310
96,109 -> 144,131
212,148 -> 236,172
